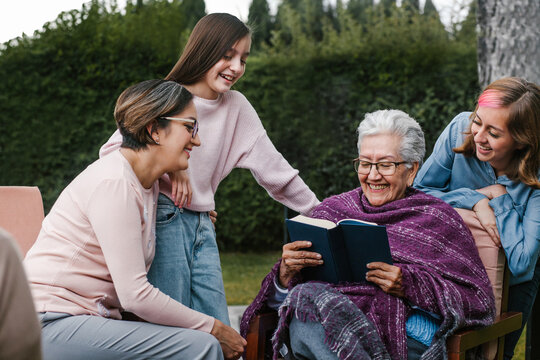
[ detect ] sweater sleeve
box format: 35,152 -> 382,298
236,132 -> 320,216
86,179 -> 214,332
491,191 -> 540,283
99,130 -> 123,158
414,112 -> 487,209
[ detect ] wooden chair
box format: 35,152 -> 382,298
446,262 -> 521,360
245,265 -> 523,360
0,186 -> 44,256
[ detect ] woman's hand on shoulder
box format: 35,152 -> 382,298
210,319 -> 247,360
366,262 -> 404,297
472,198 -> 501,246
209,210 -> 218,224
279,241 -> 323,288
168,170 -> 192,208
476,184 -> 507,199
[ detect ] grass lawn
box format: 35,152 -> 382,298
221,251 -> 281,305
221,251 -> 527,358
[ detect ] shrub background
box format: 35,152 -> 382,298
0,0 -> 479,251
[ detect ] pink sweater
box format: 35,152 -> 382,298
100,90 -> 320,214
24,151 -> 214,333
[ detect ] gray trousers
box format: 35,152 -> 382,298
39,312 -> 223,360
288,318 -> 427,360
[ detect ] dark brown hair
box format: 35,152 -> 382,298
165,13 -> 251,84
114,79 -> 193,150
454,77 -> 540,187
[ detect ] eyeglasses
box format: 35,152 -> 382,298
353,159 -> 407,175
160,117 -> 199,138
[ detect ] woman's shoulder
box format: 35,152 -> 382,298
222,90 -> 252,106
407,188 -> 461,216
449,112 -> 472,131
321,188 -> 361,205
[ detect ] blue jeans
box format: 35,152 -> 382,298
39,312 -> 223,360
504,256 -> 540,359
147,194 -> 230,325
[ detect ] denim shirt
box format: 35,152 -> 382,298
414,112 -> 540,285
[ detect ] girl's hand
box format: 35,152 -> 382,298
473,198 -> 501,246
476,184 -> 507,199
279,241 -> 323,288
210,319 -> 246,360
168,170 -> 192,208
209,210 -> 218,224
366,262 -> 404,297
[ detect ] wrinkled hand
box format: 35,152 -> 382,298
168,170 -> 192,208
210,319 -> 247,360
209,210 -> 218,224
366,262 -> 404,297
279,241 -> 323,288
473,198 -> 501,246
476,184 -> 507,200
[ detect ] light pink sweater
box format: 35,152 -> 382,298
100,90 -> 320,214
24,151 -> 214,333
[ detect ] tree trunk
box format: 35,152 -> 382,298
476,0 -> 540,87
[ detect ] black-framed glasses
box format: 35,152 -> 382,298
161,117 -> 199,138
353,159 -> 407,175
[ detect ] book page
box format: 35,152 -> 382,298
288,215 -> 337,229
337,218 -> 377,226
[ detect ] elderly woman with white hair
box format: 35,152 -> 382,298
240,110 -> 496,360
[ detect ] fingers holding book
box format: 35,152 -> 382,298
279,241 -> 323,288
365,262 -> 404,297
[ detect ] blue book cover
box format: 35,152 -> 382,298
286,215 -> 393,284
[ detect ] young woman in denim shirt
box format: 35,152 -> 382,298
414,77 -> 540,359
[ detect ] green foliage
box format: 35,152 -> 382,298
0,0 -> 479,252
180,0 -> 206,29
248,0 -> 273,51
0,0 -> 190,209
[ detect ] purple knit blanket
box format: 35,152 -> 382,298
241,188 -> 495,359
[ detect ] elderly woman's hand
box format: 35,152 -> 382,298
366,262 -> 404,297
279,241 -> 323,288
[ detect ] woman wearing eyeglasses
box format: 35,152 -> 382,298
24,80 -> 246,359
241,110 -> 494,360
100,13 -> 319,328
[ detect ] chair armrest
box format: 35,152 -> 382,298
245,311 -> 279,360
447,311 -> 522,354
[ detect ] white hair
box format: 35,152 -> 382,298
356,109 -> 425,166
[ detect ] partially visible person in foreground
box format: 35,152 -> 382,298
241,110 -> 495,360
24,79 -> 246,360
100,13 -> 320,327
0,228 -> 42,360
414,77 -> 540,359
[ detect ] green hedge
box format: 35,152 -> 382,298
0,1 -> 479,251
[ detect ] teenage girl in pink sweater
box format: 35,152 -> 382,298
100,14 -> 320,325
25,80 -> 246,359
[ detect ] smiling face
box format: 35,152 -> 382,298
358,133 -> 419,207
159,101 -> 200,172
471,106 -> 521,176
197,35 -> 251,99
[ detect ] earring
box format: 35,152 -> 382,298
154,137 -> 160,145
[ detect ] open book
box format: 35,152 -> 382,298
286,215 -> 393,284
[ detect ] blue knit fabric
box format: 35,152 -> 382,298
405,310 -> 439,347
